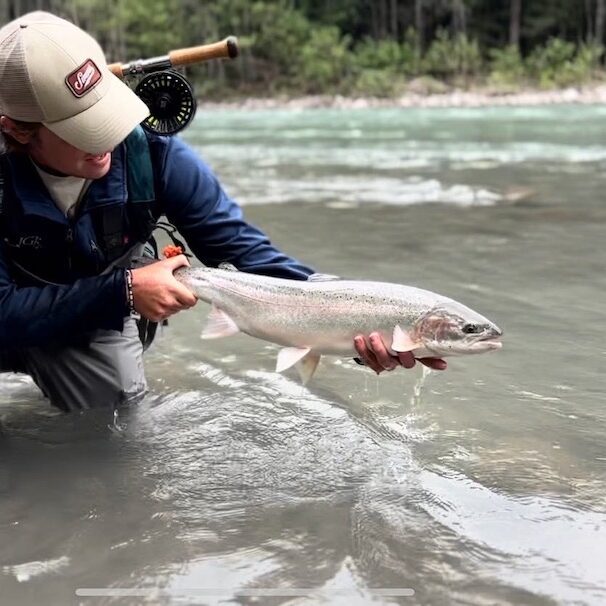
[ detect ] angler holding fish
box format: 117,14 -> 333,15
0,12 -> 457,412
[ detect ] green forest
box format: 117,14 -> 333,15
3,1 -> 606,98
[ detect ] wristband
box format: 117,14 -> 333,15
125,268 -> 135,315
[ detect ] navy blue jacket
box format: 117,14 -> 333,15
0,133 -> 314,350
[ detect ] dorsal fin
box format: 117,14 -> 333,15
218,262 -> 239,272
307,273 -> 341,282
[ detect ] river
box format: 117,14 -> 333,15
1,105 -> 605,605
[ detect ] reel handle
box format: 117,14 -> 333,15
107,36 -> 239,78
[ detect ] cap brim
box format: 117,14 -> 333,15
43,74 -> 150,154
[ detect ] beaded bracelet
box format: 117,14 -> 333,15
125,268 -> 135,315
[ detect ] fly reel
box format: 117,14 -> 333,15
108,37 -> 239,136
135,71 -> 196,135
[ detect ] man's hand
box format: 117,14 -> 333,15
354,332 -> 447,374
131,255 -> 197,322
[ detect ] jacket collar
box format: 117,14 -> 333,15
5,143 -> 127,220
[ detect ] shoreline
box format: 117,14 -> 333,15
200,84 -> 606,111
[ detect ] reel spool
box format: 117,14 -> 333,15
135,71 -> 196,135
108,37 -> 239,136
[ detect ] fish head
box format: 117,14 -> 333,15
413,301 -> 503,356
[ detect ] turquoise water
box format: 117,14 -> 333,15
1,105 -> 605,605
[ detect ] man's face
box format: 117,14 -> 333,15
29,126 -> 112,179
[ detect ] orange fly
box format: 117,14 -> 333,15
162,245 -> 183,258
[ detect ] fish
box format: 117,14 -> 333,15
174,264 -> 503,384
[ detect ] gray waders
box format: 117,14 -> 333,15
0,316 -> 147,412
0,128 -> 160,412
0,244 -> 151,412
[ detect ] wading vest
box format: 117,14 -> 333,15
0,126 -> 157,286
0,127 -> 166,350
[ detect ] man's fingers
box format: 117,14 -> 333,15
354,335 -> 448,374
165,254 -> 190,271
354,336 -> 383,374
177,295 -> 198,308
169,278 -> 197,307
396,350 -> 416,369
174,288 -> 197,308
418,357 -> 447,370
369,332 -> 397,370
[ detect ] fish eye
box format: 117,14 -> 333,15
462,323 -> 482,334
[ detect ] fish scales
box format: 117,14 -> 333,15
174,266 -> 502,368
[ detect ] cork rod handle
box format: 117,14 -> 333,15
169,37 -> 238,66
107,37 -> 238,78
107,62 -> 125,77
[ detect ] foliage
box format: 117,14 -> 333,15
350,69 -> 404,97
296,27 -> 352,94
401,28 -> 423,77
354,38 -> 403,71
574,43 -> 605,81
527,39 -> 604,88
526,38 -> 577,88
488,45 -> 526,89
422,30 -> 483,80
121,0 -> 181,58
248,2 -> 312,83
5,0 -> 606,97
352,29 -> 422,77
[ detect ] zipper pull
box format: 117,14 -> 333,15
66,228 -> 74,272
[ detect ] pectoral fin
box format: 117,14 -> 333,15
276,347 -> 312,372
201,305 -> 240,339
391,325 -> 422,353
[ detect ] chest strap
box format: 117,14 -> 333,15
97,126 -> 157,262
126,126 -> 155,204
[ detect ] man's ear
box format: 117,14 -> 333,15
0,116 -> 34,144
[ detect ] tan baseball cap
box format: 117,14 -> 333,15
0,11 -> 150,154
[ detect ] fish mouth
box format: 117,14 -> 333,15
471,334 -> 503,351
479,339 -> 503,349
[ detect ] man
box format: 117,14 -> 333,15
0,12 -> 445,412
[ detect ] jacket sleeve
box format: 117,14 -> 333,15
151,136 -> 315,280
0,244 -> 128,350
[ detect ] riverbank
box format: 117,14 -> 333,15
201,83 -> 606,110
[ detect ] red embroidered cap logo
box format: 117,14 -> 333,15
65,59 -> 102,98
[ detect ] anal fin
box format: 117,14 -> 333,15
276,347 -> 321,385
276,347 -> 311,372
296,352 -> 321,385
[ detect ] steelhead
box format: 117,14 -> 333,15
174,264 -> 502,383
